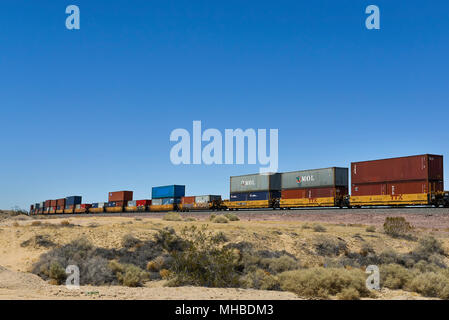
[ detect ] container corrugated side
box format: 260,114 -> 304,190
195,195 -> 222,203
152,185 -> 185,199
230,173 -> 281,193
281,167 -> 348,190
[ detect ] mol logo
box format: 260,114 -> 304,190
296,175 -> 315,184
241,180 -> 255,186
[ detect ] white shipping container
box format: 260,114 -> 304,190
128,200 -> 137,206
195,195 -> 222,203
152,199 -> 163,205
76,204 -> 81,209
98,202 -> 106,208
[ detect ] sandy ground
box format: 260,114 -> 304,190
1,210 -> 448,300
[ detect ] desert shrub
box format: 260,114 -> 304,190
279,267 -> 371,299
365,226 -> 376,233
359,243 -> 375,257
407,272 -> 449,299
242,269 -> 280,290
314,236 -> 347,257
49,261 -> 66,284
209,214 -> 217,221
211,231 -> 228,243
263,255 -> 299,274
160,269 -> 171,279
301,223 -> 311,229
313,224 -> 327,232
410,236 -> 446,262
88,222 -> 99,228
213,216 -> 229,224
336,287 -> 360,300
60,220 -> 71,226
122,234 -> 141,248
163,212 -> 183,221
31,221 -> 42,226
13,222 -> 19,227
168,225 -> 240,287
109,261 -> 148,287
184,217 -> 196,222
380,264 -> 412,290
383,217 -> 413,238
154,227 -> 186,252
224,213 -> 239,221
147,256 -> 166,272
412,260 -> 442,273
21,235 -> 55,248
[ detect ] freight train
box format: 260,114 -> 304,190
29,154 -> 449,215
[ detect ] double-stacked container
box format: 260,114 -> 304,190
56,199 -> 66,214
280,167 -> 349,208
150,185 -> 185,211
125,200 -> 137,212
65,196 -> 82,214
225,173 -> 281,209
179,195 -> 222,211
75,203 -> 92,213
350,154 -> 444,206
49,200 -> 57,214
90,202 -> 106,213
106,191 -> 133,212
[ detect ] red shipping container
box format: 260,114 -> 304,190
282,187 -> 348,199
80,204 -> 92,209
108,191 -> 133,202
114,201 -> 126,207
56,198 -> 66,207
351,154 -> 443,184
45,200 -> 51,207
136,200 -> 151,206
50,200 -> 57,207
181,196 -> 195,204
352,180 -> 443,196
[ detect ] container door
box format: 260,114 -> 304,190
381,184 -> 387,195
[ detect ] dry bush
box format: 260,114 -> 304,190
167,225 -> 240,287
365,226 -> 376,233
60,220 -> 71,226
160,269 -> 171,279
122,234 -> 141,248
380,264 -> 413,290
407,272 -> 449,299
163,212 -> 183,221
313,224 -> 327,232
13,222 -> 19,227
383,217 -> 413,238
224,213 -> 239,221
213,216 -> 229,224
21,235 -> 56,248
301,223 -> 311,229
48,261 -> 66,284
184,217 -> 196,222
314,236 -> 347,257
263,255 -> 299,274
31,221 -> 42,226
279,267 -> 371,299
109,260 -> 149,287
336,287 -> 361,300
209,214 -> 217,221
242,269 -> 280,290
147,256 -> 165,272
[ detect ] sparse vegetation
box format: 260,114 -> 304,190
312,224 -> 326,232
383,217 -> 413,238
365,226 -> 376,233
213,216 -> 229,224
163,212 -> 182,221
224,213 -> 239,221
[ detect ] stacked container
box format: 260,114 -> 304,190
226,173 -> 281,209
75,203 -> 92,213
150,185 -> 185,211
65,196 -> 82,213
280,167 -> 349,208
350,154 -> 444,206
50,200 -> 57,214
136,200 -> 151,211
179,195 -> 222,211
106,191 -> 133,213
90,202 -> 106,213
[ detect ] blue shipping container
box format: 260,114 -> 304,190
230,193 -> 248,201
92,203 -> 99,208
248,191 -> 270,201
161,197 -> 181,205
66,196 -> 82,206
152,185 -> 185,199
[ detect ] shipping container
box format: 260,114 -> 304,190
281,187 -> 348,199
66,196 -> 82,206
75,204 -> 81,209
351,154 -> 443,184
152,185 -> 185,199
128,200 -> 137,207
195,195 -> 222,203
281,167 -> 348,190
136,200 -> 151,207
150,204 -> 175,212
56,198 -> 66,207
45,200 -> 51,208
162,198 -> 181,205
81,204 -> 92,209
108,191 -> 133,202
50,200 -> 57,207
230,173 -> 281,193
181,196 -> 195,204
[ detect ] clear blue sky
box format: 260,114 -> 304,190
1,1 -> 448,209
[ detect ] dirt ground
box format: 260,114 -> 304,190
1,210 -> 448,300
